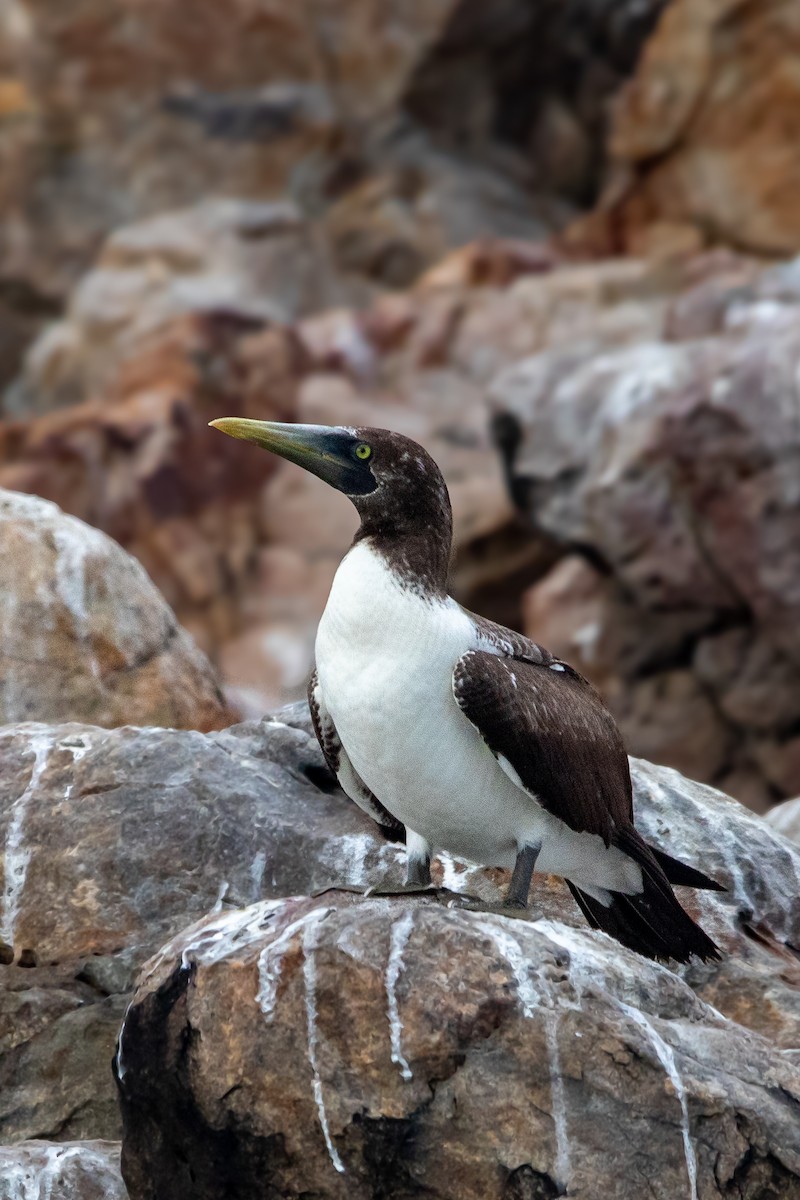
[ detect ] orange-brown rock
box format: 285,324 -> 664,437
589,0 -> 800,256
0,489 -> 227,729
118,877 -> 800,1199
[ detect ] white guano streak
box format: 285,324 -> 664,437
256,910 -> 330,1021
302,913 -> 346,1174
2,1143 -> 121,1199
544,1009 -> 571,1193
385,911 -> 415,1080
618,1004 -> 698,1200
473,919 -> 571,1189
1,732 -> 53,952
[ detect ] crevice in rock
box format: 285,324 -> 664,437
504,1162 -> 563,1200
402,0 -> 670,209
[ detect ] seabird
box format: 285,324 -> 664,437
210,418 -> 722,962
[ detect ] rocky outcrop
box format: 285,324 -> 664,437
5,199 -> 364,416
0,311 -> 301,674
766,798 -> 800,848
582,0 -> 800,257
1,700 -> 799,1175
118,886 -> 800,1200
491,251 -> 800,806
0,1141 -> 124,1199
0,489 -> 227,729
0,707 -> 408,1141
0,0 -> 669,394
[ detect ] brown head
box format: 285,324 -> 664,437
209,419 -> 453,593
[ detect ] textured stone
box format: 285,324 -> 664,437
595,0 -> 800,256
118,883 -> 800,1200
2,701 -> 800,1151
765,798 -> 800,848
0,489 -> 227,729
0,1141 -> 124,1199
492,269 -> 800,803
0,707 -> 409,1141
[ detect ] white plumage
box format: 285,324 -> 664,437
315,541 -> 642,901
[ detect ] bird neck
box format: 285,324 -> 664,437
353,495 -> 453,598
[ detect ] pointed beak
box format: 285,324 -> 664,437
209,418 -> 376,495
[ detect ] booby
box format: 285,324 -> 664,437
210,418 -> 722,962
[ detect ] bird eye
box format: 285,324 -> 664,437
354,443 -> 372,461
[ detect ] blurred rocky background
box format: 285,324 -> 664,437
3,2 -> 800,1197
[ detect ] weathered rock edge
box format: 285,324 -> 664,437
0,1140 -> 124,1200
117,892 -> 800,1200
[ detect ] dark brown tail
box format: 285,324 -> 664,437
648,845 -> 725,892
567,828 -> 721,963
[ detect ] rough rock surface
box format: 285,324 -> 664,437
766,798 -> 800,849
0,488 -> 227,729
0,1141 -> 124,1199
0,311 -> 300,670
0,707 -> 408,1141
5,198 -> 364,416
491,250 -> 800,806
118,886 -> 800,1200
1,701 -> 799,1162
585,0 -> 800,257
0,0 -> 667,391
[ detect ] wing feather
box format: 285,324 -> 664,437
452,650 -> 632,844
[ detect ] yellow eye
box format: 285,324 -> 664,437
355,443 -> 372,460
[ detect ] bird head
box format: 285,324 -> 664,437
209,419 -> 452,540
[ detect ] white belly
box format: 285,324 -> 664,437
316,542 -> 640,893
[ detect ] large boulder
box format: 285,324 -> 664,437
0,707 -> 407,1141
0,1141 -> 124,1199
584,0 -> 800,257
1,702 -> 799,1156
117,890 -> 800,1200
0,488 -> 227,729
491,255 -> 800,805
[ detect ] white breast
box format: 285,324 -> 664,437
315,543 -> 529,864
315,541 -> 642,895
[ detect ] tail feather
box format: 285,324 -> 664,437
649,845 -> 725,892
567,826 -> 721,964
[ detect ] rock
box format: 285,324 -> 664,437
5,199 -> 362,415
0,0 -> 669,393
592,0 -> 800,256
0,1141 -> 124,1199
2,701 -> 799,1150
491,262 -> 800,803
117,887 -> 800,1200
0,489 -> 227,730
765,798 -> 800,848
0,707 -> 410,1141
0,312 -> 303,678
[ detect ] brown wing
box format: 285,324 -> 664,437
452,651 -> 633,844
308,668 -> 405,840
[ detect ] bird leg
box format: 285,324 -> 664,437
504,843 -> 541,910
